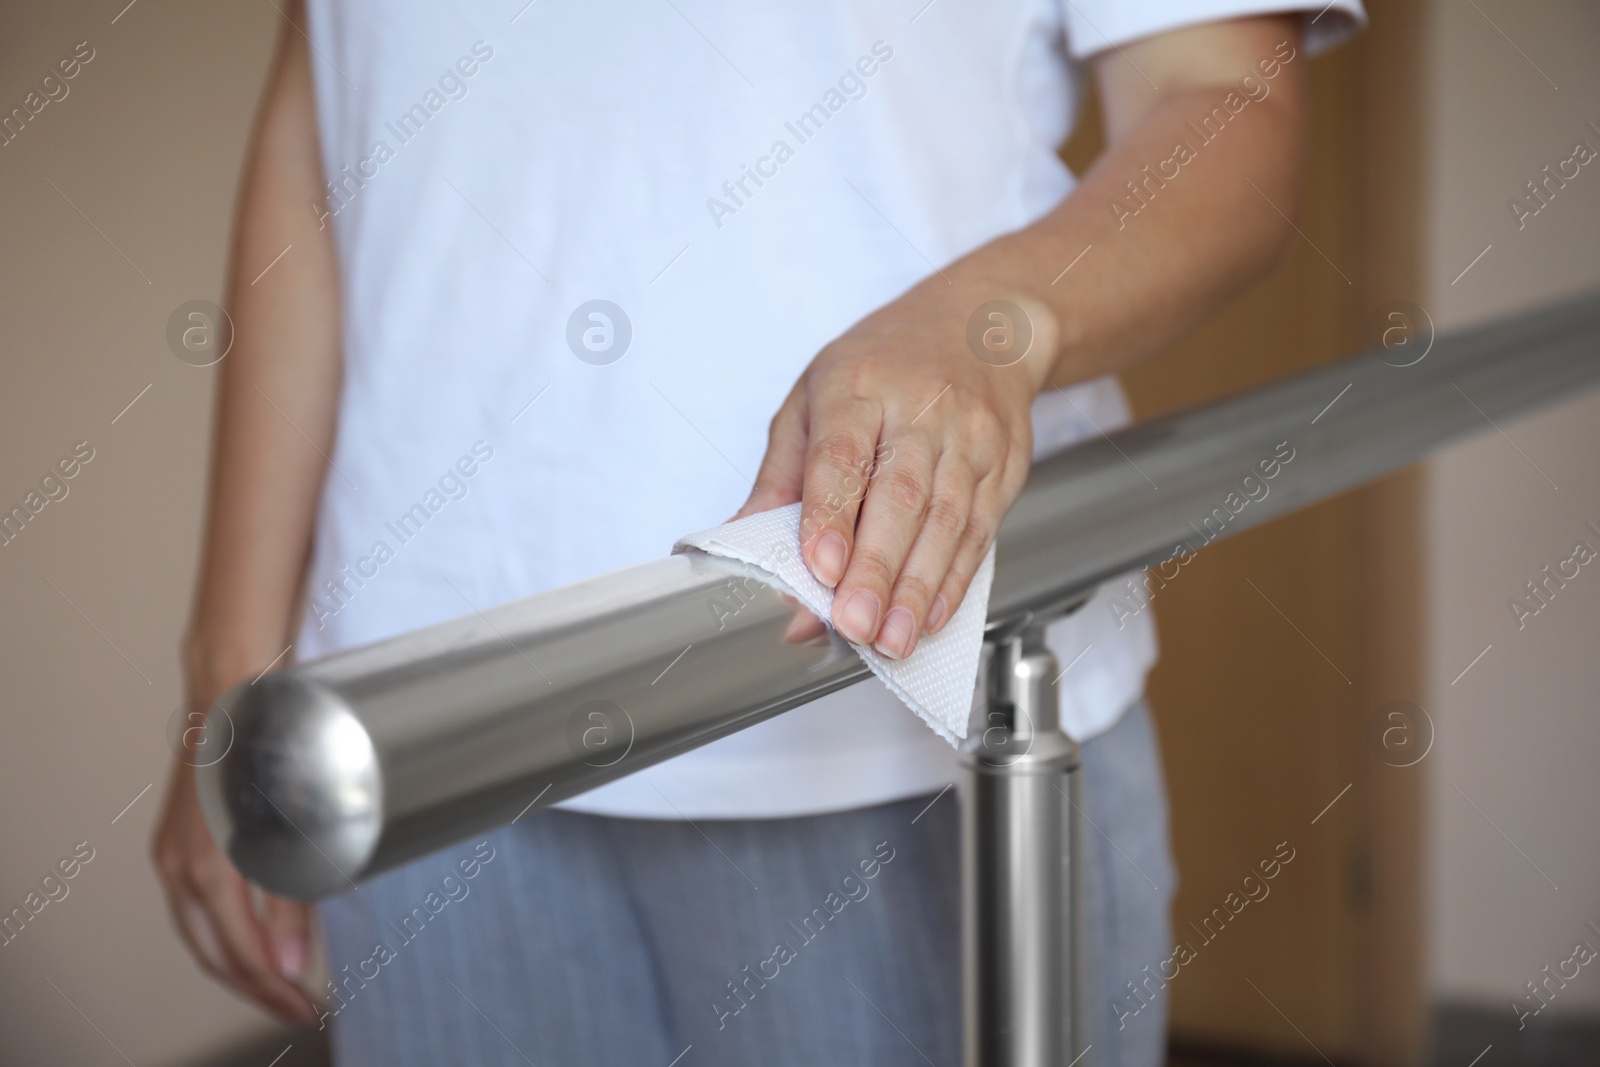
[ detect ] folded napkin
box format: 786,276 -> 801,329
674,502 -> 994,744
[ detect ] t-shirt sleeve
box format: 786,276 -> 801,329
1060,0 -> 1366,61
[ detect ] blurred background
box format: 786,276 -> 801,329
0,2 -> 1595,1064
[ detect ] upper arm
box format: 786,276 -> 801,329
1092,14 -> 1308,144
248,0 -> 326,206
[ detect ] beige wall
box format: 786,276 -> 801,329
0,3 -> 283,1063
1419,0 -> 1600,1017
3,0 -> 1598,1063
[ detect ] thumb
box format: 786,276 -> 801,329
263,893 -> 312,981
731,389 -> 808,522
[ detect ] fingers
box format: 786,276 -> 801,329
781,343 -> 1031,655
162,857 -> 319,1022
827,429 -> 1016,654
925,473 -> 1010,636
828,433 -> 935,648
205,867 -> 320,1022
797,398 -> 885,592
263,893 -> 311,981
154,769 -> 320,1024
733,386 -> 808,521
172,893 -> 229,979
870,456 -> 976,658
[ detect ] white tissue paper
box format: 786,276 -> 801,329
674,502 -> 994,745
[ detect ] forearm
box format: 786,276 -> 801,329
944,17 -> 1309,394
184,6 -> 341,695
752,15 -> 1315,655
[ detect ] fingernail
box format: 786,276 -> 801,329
925,595 -> 950,633
874,607 -> 916,660
813,532 -> 847,587
837,589 -> 880,645
277,935 -> 307,979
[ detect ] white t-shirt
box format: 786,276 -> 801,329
299,0 -> 1362,818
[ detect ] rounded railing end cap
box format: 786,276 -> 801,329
197,673 -> 382,900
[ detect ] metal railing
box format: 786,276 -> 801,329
200,291 -> 1599,1066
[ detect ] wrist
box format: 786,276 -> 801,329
1007,290 -> 1064,397
938,249 -> 1064,400
181,628 -> 286,699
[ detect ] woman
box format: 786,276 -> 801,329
155,1 -> 1360,1062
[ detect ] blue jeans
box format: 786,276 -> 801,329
321,702 -> 1176,1066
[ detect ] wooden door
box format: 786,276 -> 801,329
1062,4 -> 1426,1061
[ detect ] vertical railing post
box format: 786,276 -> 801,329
961,623 -> 1081,1066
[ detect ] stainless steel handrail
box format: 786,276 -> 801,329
200,291 -> 1600,902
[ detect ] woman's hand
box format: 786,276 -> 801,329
151,0 -> 334,1023
152,723 -> 320,1024
737,275 -> 1056,660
